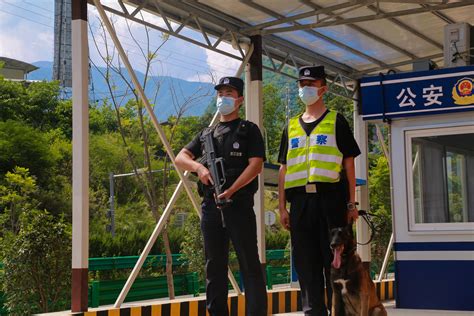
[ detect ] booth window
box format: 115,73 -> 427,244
409,130 -> 474,225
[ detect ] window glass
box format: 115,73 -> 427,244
411,133 -> 474,224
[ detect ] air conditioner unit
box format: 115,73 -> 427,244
444,23 -> 474,68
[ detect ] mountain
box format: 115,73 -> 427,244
29,61 -> 214,120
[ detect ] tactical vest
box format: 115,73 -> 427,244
199,119 -> 258,197
284,111 -> 343,189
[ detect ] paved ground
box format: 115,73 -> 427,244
39,298 -> 473,315
274,301 -> 473,315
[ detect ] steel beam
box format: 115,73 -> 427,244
366,4 -> 444,50
90,1 -> 356,77
355,52 -> 444,75
89,0 -> 358,97
71,0 -> 89,312
353,88 -> 372,269
301,0 -> 419,60
259,1 -> 474,35
240,0 -> 392,70
241,1 -> 372,34
420,3 -> 456,24
244,35 -> 266,268
155,0 -> 357,76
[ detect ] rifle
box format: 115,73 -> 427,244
200,129 -> 232,225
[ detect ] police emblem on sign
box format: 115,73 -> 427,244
223,78 -> 230,84
233,142 -> 240,149
304,69 -> 310,76
452,77 -> 474,105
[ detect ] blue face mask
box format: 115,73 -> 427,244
216,96 -> 236,115
298,86 -> 320,105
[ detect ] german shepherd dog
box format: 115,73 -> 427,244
329,226 -> 387,316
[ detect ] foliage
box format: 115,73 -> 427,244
2,209 -> 71,315
325,94 -> 354,129
266,228 -> 290,250
263,84 -> 286,162
180,213 -> 205,283
0,120 -> 54,184
0,167 -> 38,235
368,155 -> 392,273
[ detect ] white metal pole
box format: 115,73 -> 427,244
353,88 -> 372,268
245,35 -> 266,266
71,0 -> 89,312
378,233 -> 394,282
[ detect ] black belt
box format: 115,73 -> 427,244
286,182 -> 342,195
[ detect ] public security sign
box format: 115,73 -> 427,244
360,66 -> 474,120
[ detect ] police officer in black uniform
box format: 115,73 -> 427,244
175,77 -> 267,316
278,66 -> 361,315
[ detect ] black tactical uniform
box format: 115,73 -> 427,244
185,79 -> 267,316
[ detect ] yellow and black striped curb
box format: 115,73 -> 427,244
73,280 -> 394,316
376,278 -> 395,301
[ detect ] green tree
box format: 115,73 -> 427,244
2,209 -> 71,315
23,81 -> 61,130
263,84 -> 286,162
368,155 -> 392,274
325,94 -> 354,129
0,120 -> 54,184
0,167 -> 37,235
0,78 -> 27,122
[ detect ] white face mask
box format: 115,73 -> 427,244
299,86 -> 320,105
216,96 -> 236,115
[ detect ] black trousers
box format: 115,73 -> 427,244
201,196 -> 267,316
289,189 -> 348,316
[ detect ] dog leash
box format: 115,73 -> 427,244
355,210 -> 378,245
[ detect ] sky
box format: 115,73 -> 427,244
0,0 -> 242,83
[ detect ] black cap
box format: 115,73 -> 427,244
214,76 -> 244,96
298,66 -> 326,81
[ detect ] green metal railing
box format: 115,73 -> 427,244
89,272 -> 200,307
88,250 -> 288,271
89,254 -> 185,271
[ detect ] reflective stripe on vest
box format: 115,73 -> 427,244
284,111 -> 343,189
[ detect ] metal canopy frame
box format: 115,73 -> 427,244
88,0 -> 474,101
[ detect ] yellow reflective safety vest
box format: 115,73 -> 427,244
284,111 -> 343,189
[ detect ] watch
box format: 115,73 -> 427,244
347,202 -> 358,210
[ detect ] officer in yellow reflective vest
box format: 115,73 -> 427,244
278,66 -> 360,316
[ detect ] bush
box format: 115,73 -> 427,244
180,213 -> 205,283
266,228 -> 290,250
368,155 -> 393,276
2,209 -> 71,315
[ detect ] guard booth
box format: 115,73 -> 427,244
360,66 -> 474,311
